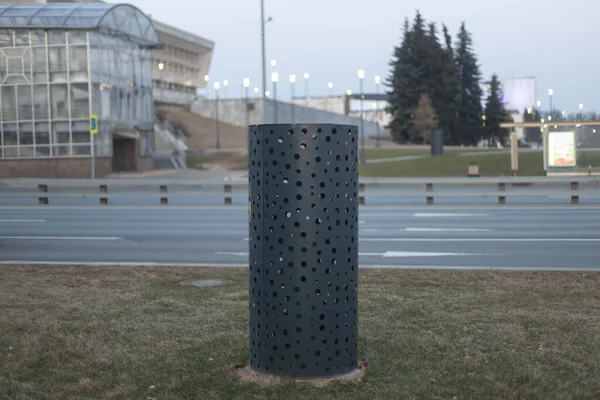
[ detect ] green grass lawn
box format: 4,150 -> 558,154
2,265 -> 600,399
360,151 -> 546,177
184,149 -> 600,177
365,147 -> 485,160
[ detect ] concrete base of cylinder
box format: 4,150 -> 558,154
232,361 -> 368,387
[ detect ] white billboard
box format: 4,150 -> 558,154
481,77 -> 536,113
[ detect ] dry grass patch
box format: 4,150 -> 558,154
1,265 -> 600,399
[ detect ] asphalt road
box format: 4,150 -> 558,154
0,205 -> 599,270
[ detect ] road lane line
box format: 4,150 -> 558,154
243,237 -> 600,242
405,228 -> 490,232
0,219 -> 46,223
216,251 -> 384,257
414,213 -> 488,217
361,238 -> 600,242
0,236 -> 122,240
383,251 -> 491,257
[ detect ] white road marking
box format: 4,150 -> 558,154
383,251 -> 489,257
361,238 -> 600,242
0,236 -> 122,240
0,261 -> 247,268
360,213 -> 412,217
414,213 -> 488,218
216,252 -> 384,257
0,219 -> 46,223
362,228 -> 490,232
405,227 -> 490,232
216,251 -> 492,257
244,237 -> 599,242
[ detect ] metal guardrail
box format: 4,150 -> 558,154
0,176 -> 598,206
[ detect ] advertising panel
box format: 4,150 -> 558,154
548,131 -> 576,167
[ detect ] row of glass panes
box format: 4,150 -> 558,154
1,121 -> 92,144
1,143 -> 113,158
0,30 -> 88,48
0,82 -> 154,122
0,47 -> 88,75
1,83 -> 90,121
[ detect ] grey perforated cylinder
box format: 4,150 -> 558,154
248,123 -> 359,379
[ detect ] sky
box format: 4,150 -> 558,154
128,0 -> 600,113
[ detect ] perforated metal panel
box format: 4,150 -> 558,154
248,123 -> 359,379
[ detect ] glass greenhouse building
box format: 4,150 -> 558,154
0,2 -> 160,178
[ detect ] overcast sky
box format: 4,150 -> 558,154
129,0 -> 598,113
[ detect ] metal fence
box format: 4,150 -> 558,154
1,176 -> 599,206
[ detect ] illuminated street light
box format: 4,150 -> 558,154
374,75 -> 382,147
213,81 -> 221,149
303,73 -> 310,105
271,72 -> 279,123
243,78 -> 251,127
289,74 -> 297,123
357,69 -> 365,164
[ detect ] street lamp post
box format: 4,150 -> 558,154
289,74 -> 296,123
204,74 -> 209,98
358,69 -> 366,164
548,88 -> 553,119
260,1 -> 272,98
223,80 -> 229,99
271,71 -> 279,123
243,77 -> 251,127
579,103 -> 584,121
303,72 -> 309,106
158,62 -> 165,103
327,82 -> 333,111
374,75 -> 381,148
253,87 -> 259,97
214,81 -> 221,149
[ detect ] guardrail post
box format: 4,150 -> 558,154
159,185 -> 168,205
224,184 -> 232,205
498,182 -> 506,205
99,185 -> 108,205
426,183 -> 434,205
248,123 -> 359,379
571,181 -> 579,204
38,184 -> 48,205
359,183 -> 365,205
